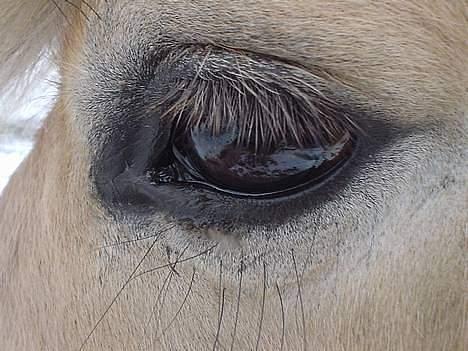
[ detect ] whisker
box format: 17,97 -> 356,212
131,243 -> 218,281
145,267 -> 173,341
293,233 -> 317,322
230,258 -> 244,351
291,250 -> 308,351
94,225 -> 175,251
154,267 -> 197,342
229,257 -> 244,351
275,282 -> 286,351
153,246 -> 189,335
255,261 -> 268,351
166,245 -> 191,277
216,260 -> 224,329
78,229 -> 164,351
144,244 -> 190,346
300,232 -> 317,280
212,287 -> 226,351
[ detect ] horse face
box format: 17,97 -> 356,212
0,1 -> 466,350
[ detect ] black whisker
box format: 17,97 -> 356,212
216,260 -> 224,328
255,261 -> 267,351
145,268 -> 173,339
212,287 -> 226,351
300,232 -> 317,281
144,244 -> 189,345
78,229 -> 164,351
275,282 -> 286,351
167,245 -> 191,277
131,244 -> 218,281
153,245 -> 190,333
291,250 -> 308,351
94,225 -> 175,251
229,257 -> 244,351
155,268 -> 196,342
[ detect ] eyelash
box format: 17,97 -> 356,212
152,47 -> 359,151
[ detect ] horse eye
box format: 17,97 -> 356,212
148,125 -> 355,198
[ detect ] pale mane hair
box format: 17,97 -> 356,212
0,0 -> 72,104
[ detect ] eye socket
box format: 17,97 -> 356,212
147,125 -> 355,198
142,48 -> 359,199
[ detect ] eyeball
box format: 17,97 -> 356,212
166,126 -> 355,197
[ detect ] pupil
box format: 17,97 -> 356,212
171,127 -> 354,196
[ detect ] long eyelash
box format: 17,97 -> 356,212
155,47 -> 359,151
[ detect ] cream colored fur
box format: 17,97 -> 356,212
0,0 -> 72,100
0,1 -> 466,350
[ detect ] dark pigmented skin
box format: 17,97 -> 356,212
89,46 -> 410,232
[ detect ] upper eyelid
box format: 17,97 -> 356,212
146,46 -> 360,149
